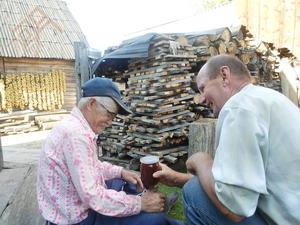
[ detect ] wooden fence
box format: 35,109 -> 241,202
234,0 -> 300,58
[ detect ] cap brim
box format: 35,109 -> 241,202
112,97 -> 133,115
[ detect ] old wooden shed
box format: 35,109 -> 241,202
0,0 -> 89,135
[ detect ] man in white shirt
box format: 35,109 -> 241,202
154,54 -> 300,225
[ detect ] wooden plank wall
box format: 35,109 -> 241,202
234,0 -> 300,58
0,57 -> 76,111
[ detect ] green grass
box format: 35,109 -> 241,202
106,159 -> 187,222
157,183 -> 186,223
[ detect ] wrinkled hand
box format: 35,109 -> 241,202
141,187 -> 166,212
153,163 -> 178,187
121,169 -> 143,193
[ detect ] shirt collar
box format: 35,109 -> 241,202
71,106 -> 97,139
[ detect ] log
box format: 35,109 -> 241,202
193,35 -> 211,47
239,52 -> 251,64
220,27 -> 232,43
34,114 -> 67,124
188,119 -> 217,158
218,42 -> 227,54
208,46 -> 218,56
163,155 -> 178,163
176,37 -> 188,45
40,121 -> 58,130
193,93 -> 201,104
230,25 -> 246,41
226,42 -> 237,55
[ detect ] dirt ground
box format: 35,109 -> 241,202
1,131 -> 50,165
1,130 -> 49,149
6,140 -> 44,149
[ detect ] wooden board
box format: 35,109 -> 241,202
0,166 -> 47,225
0,167 -> 30,214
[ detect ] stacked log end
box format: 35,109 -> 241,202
121,34 -> 198,166
98,115 -> 129,159
192,25 -> 283,93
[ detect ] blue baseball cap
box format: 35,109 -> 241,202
82,77 -> 132,115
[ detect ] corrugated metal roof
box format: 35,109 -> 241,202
0,0 -> 89,59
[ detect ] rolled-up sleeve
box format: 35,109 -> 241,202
212,106 -> 269,216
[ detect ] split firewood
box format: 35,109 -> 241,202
238,52 -> 251,64
193,93 -> 201,104
176,37 -> 189,45
209,45 -> 218,56
226,42 -> 237,55
219,27 -> 232,43
218,42 -> 227,54
193,35 -> 211,47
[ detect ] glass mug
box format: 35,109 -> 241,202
140,156 -> 160,189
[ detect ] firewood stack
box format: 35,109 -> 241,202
98,115 -> 129,159
98,25 -> 289,167
119,34 -> 199,164
191,25 -> 283,95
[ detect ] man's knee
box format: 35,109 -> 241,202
134,212 -> 168,224
182,176 -> 201,201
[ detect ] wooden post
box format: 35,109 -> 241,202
0,133 -> 3,172
188,118 -> 217,159
74,42 -> 90,103
280,59 -> 299,107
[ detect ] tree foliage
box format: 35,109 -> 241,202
199,0 -> 233,12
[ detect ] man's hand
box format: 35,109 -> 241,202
153,163 -> 194,188
121,169 -> 144,193
141,188 -> 166,212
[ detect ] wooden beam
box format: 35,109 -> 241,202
74,42 -> 90,103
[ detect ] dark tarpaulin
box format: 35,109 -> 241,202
164,27 -> 228,46
90,33 -> 159,76
90,27 -> 231,76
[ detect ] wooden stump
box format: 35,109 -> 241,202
188,119 -> 217,159
0,134 -> 3,172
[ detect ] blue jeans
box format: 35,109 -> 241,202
50,179 -> 184,225
182,176 -> 268,225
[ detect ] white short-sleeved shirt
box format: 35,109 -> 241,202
212,84 -> 300,224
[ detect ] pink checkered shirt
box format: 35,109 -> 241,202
37,106 -> 141,224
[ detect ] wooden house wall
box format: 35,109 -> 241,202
234,0 -> 300,58
0,57 -> 76,112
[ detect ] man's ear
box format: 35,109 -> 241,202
220,66 -> 230,85
87,98 -> 96,110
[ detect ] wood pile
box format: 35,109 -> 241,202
98,115 -> 129,158
0,110 -> 68,136
190,25 -> 283,95
99,34 -> 200,167
97,25 -> 290,168
123,34 -> 198,164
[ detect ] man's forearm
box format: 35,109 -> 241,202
188,153 -> 245,222
174,172 -> 194,188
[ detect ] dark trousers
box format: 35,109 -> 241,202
50,179 -> 184,225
